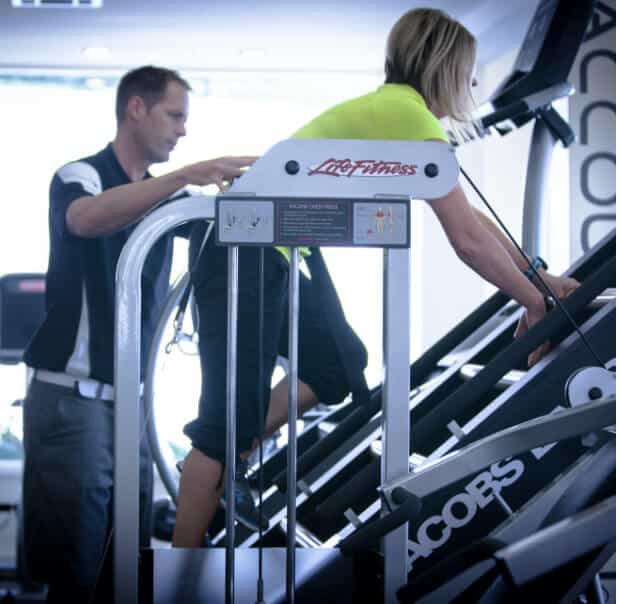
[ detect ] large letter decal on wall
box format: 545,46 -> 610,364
569,0 -> 616,258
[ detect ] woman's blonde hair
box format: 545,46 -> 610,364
385,8 -> 476,121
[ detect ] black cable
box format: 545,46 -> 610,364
255,247 -> 265,604
460,167 -> 606,369
173,220 -> 214,328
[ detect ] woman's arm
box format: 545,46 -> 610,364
472,208 -> 580,299
428,183 -> 549,365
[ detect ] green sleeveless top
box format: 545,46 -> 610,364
276,84 -> 448,260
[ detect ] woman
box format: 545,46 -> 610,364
293,8 -> 577,314
172,8 -> 579,547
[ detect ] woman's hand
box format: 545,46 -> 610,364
533,270 -> 580,300
514,299 -> 550,368
515,271 -> 579,367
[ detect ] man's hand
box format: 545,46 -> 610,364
179,156 -> 258,189
534,270 -> 580,300
514,299 -> 550,367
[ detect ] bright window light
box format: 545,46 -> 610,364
238,49 -> 268,59
12,0 -> 103,7
82,47 -> 111,60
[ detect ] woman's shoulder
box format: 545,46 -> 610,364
370,87 -> 448,141
372,85 -> 432,118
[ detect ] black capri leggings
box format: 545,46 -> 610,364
183,237 -> 367,464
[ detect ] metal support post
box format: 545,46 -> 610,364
225,245 -> 239,604
522,117 -> 557,257
114,196 -> 216,604
114,275 -> 141,604
286,247 -> 300,604
382,247 -> 411,603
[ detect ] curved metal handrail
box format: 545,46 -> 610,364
114,195 -> 215,604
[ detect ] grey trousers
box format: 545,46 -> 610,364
22,378 -> 153,604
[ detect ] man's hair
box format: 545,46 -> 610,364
385,8 -> 476,121
115,65 -> 191,123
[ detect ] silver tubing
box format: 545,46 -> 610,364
382,247 -> 411,603
522,117 -> 557,256
459,363 -> 525,388
114,260 -> 142,604
114,195 -> 215,604
587,574 -> 606,604
226,245 -> 239,604
279,518 -> 325,548
382,397 -> 615,500
286,247 -> 300,604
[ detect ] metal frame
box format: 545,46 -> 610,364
298,230 -> 612,480
522,116 -> 559,257
114,195 -> 215,604
408,440 -> 616,604
332,298 -> 615,574
382,396 -> 614,501
495,496 -> 615,586
226,256 -> 526,548
143,235 -> 616,561
114,144 -> 614,602
427,300 -> 616,460
218,139 -> 457,603
286,247 -> 300,602
264,252 -> 614,573
221,241 -> 407,593
381,247 -> 411,600
224,245 -> 239,604
114,138 -> 459,603
221,234 -> 615,553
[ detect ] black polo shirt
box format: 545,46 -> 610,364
25,143 -> 185,384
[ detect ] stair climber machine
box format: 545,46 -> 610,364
214,0 -> 613,569
144,0 -> 603,542
282,1 -> 615,600
115,147 -> 615,603
114,138 -> 460,604
252,0 -> 615,598
113,0 -> 615,601
346,396 -> 615,604
115,150 -> 615,604
145,0 -> 603,524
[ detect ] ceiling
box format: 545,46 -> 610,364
0,0 -> 540,74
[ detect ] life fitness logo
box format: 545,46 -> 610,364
407,424 -> 561,572
308,158 -> 418,177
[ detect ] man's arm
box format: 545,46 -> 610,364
66,156 -> 256,238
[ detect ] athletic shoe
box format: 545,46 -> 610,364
221,458 -> 269,532
176,457 -> 268,532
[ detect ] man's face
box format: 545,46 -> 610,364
137,80 -> 189,164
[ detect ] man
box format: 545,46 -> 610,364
21,65 -> 255,603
